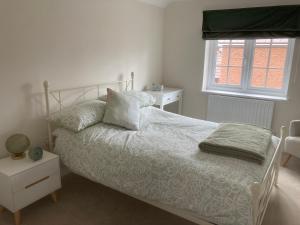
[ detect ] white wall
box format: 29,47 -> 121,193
0,0 -> 164,158
163,0 -> 300,135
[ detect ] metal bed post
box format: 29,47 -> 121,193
275,126 -> 286,186
43,81 -> 54,152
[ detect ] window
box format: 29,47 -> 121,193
203,38 -> 295,99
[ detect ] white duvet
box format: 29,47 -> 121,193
54,107 -> 279,225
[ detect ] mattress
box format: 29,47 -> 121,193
53,106 -> 279,225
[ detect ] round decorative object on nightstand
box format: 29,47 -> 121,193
29,147 -> 43,161
5,134 -> 31,160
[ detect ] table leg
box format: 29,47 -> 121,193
282,154 -> 292,167
159,96 -> 164,111
14,210 -> 21,225
51,191 -> 58,203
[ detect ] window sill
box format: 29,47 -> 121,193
202,89 -> 288,101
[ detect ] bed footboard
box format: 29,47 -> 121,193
250,126 -> 285,225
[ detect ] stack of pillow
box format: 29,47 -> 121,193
50,88 -> 156,132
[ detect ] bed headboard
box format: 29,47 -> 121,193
43,72 -> 135,152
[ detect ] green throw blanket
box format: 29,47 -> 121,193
199,123 -> 272,163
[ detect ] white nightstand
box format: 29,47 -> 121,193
145,88 -> 183,114
0,151 -> 61,225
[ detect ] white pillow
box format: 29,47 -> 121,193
50,100 -> 106,132
102,88 -> 140,130
99,91 -> 155,108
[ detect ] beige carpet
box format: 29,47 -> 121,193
0,156 -> 299,225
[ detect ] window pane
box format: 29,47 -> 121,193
267,69 -> 284,89
228,67 -> 242,85
272,38 -> 289,45
270,47 -> 287,68
250,38 -> 289,90
251,68 -> 267,88
214,40 -> 244,86
256,39 -> 271,45
216,44 -> 229,67
253,48 -> 269,68
230,46 -> 244,66
215,66 -> 228,84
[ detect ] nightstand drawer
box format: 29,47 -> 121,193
11,158 -> 59,193
163,92 -> 181,105
14,171 -> 61,210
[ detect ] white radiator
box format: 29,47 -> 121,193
207,95 -> 274,129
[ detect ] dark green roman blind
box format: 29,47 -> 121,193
202,5 -> 300,40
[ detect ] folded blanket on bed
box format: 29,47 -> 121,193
199,123 -> 272,163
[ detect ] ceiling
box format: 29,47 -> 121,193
138,0 -> 188,8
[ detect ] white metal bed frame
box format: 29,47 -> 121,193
43,73 -> 285,225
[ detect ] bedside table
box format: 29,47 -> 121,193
0,151 -> 61,225
145,88 -> 183,114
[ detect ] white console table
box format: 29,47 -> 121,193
145,88 -> 183,114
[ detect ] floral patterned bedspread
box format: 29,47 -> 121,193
54,107 -> 279,225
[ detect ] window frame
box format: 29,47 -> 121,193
203,38 -> 295,100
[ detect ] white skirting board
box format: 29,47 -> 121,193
207,95 -> 274,129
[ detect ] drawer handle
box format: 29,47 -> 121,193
25,176 -> 50,189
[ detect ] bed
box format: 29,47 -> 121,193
43,73 -> 285,225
